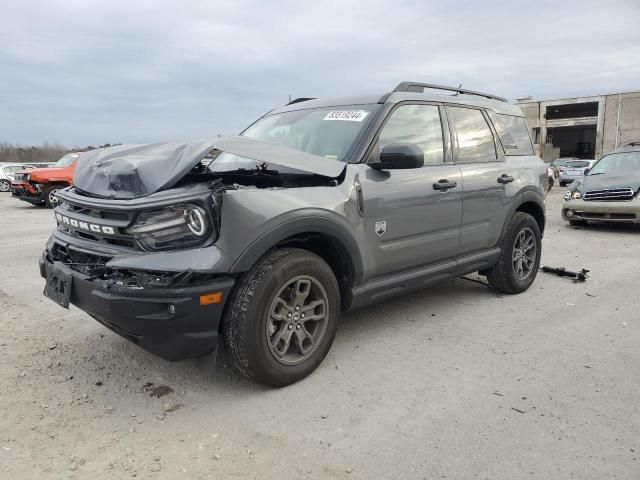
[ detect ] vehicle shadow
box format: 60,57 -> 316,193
567,222 -> 640,234
69,276 -> 494,394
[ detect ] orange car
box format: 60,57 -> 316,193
11,152 -> 81,207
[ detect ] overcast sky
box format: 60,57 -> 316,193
1,0 -> 639,147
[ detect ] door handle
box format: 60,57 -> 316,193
497,174 -> 515,184
433,179 -> 458,191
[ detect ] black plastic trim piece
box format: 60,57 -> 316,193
393,82 -> 507,103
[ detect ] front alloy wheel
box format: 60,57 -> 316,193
266,276 -> 329,365
223,248 -> 340,387
0,180 -> 10,192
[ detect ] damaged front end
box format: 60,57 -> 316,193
40,180 -> 235,361
41,137 -> 346,360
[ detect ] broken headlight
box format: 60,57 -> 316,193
564,190 -> 581,201
128,204 -> 212,251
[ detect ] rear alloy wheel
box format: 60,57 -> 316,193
223,248 -> 340,387
486,212 -> 542,294
0,180 -> 10,192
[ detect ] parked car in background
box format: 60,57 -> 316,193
559,159 -> 596,187
562,142 -> 640,226
11,152 -> 81,207
551,157 -> 577,179
0,163 -> 37,192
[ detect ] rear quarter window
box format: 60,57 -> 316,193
488,111 -> 534,155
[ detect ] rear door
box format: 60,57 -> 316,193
447,106 -> 521,254
359,103 -> 462,279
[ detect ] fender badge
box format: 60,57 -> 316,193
375,221 -> 387,237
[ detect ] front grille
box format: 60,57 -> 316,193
50,243 -> 112,276
575,211 -> 636,220
55,201 -> 137,249
583,188 -> 635,201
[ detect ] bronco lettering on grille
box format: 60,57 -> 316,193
55,213 -> 116,235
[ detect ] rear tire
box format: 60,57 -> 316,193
559,181 -> 567,187
0,180 -> 10,192
487,212 -> 542,294
222,248 -> 340,387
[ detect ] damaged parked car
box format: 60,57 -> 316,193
563,142 -> 640,226
11,152 -> 80,207
41,82 -> 547,386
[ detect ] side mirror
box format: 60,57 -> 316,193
369,143 -> 424,170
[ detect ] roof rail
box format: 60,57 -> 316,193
287,97 -> 316,105
393,82 -> 507,103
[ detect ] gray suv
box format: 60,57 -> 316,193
40,82 -> 547,386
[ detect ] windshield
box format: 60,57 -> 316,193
241,105 -> 379,162
54,153 -> 80,168
566,160 -> 591,168
588,151 -> 640,176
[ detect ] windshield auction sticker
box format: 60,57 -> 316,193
323,110 -> 369,122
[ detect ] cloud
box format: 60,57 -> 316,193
1,0 -> 638,146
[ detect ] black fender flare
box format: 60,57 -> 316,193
229,212 -> 365,285
497,188 -> 546,244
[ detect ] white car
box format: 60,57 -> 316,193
0,163 -> 36,192
558,159 -> 597,187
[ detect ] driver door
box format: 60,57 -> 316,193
358,103 -> 463,281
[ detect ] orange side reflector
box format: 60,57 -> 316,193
200,292 -> 223,306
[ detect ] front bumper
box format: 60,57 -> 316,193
40,252 -> 235,361
11,182 -> 44,205
562,198 -> 640,223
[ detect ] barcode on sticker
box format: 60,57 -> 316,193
323,111 -> 369,122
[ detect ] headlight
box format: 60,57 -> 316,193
564,190 -> 581,201
128,204 -> 212,251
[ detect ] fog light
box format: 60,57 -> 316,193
565,209 -> 574,218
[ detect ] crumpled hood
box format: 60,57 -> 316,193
573,173 -> 640,193
73,136 -> 346,199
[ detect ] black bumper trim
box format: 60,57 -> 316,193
40,255 -> 235,361
11,186 -> 44,205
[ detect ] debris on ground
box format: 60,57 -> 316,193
151,385 -> 174,398
163,403 -> 182,413
541,266 -> 589,282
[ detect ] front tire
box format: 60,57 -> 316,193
487,212 -> 542,294
43,185 -> 63,208
222,248 -> 340,387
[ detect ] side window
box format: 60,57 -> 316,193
378,104 -> 444,165
487,111 -> 534,155
448,107 -> 497,163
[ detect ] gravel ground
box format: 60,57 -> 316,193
0,188 -> 638,479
